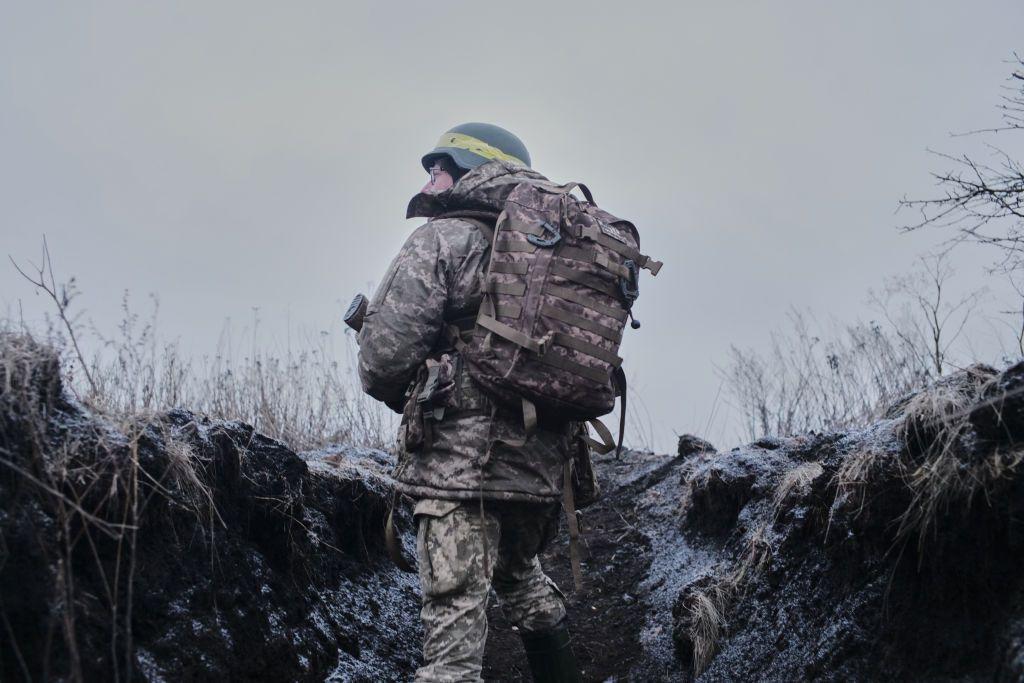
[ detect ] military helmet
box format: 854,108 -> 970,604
421,122 -> 531,172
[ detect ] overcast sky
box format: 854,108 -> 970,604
2,2 -> 1023,451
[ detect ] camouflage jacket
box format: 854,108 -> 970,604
358,160 -> 576,504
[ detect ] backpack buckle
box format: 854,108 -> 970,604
619,259 -> 640,302
417,364 -> 442,406
527,221 -> 561,248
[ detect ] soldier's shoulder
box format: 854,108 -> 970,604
418,217 -> 489,251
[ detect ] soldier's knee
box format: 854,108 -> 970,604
498,573 -> 567,632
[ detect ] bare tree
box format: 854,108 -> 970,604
900,55 -> 1024,272
869,253 -> 985,376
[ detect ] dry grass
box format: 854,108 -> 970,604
688,581 -> 731,676
6,295 -> 394,452
8,242 -> 394,451
891,366 -> 1023,552
687,523 -> 774,677
772,462 -> 825,515
726,310 -> 933,441
829,449 -> 882,526
826,365 -> 1024,559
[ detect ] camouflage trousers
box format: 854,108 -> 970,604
413,498 -> 567,683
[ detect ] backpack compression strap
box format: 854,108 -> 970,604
562,459 -> 585,593
581,368 -> 628,458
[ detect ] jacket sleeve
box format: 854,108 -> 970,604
357,223 -> 450,407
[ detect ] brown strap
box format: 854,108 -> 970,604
644,258 -> 664,276
385,493 -> 416,573
553,332 -> 623,366
476,314 -> 548,354
578,224 -> 662,275
540,304 -> 622,343
545,283 -> 628,322
585,419 -> 617,455
562,460 -> 585,592
613,367 -> 627,458
552,181 -> 596,205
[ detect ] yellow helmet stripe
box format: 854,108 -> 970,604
436,132 -> 525,166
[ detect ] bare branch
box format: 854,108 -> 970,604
9,239 -> 98,397
899,55 -> 1024,274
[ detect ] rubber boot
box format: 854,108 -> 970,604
520,621 -> 583,683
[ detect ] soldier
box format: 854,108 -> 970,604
357,122 -> 583,682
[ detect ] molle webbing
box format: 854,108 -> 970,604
552,332 -> 623,367
575,223 -> 663,275
548,262 -> 621,299
539,351 -> 609,384
540,304 -> 622,344
490,261 -> 530,275
477,314 -> 548,354
495,238 -> 537,254
479,299 -> 523,319
485,279 -> 527,296
544,283 -> 627,321
555,245 -> 633,279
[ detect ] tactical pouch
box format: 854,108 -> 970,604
402,354 -> 460,452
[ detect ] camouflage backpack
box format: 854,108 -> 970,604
442,179 -> 662,453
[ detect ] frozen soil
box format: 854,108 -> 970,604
7,335 -> 1024,682
0,337 -> 422,681
488,362 -> 1024,681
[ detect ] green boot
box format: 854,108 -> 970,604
520,621 -> 583,683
